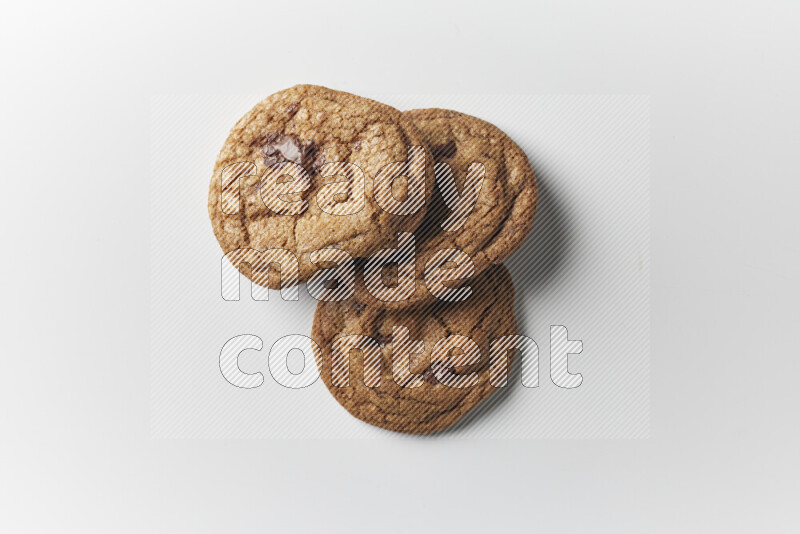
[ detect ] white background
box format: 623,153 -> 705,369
2,0 -> 798,532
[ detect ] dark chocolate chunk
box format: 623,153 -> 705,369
375,333 -> 393,345
324,278 -> 339,290
261,133 -> 326,175
431,140 -> 457,160
423,362 -> 456,385
423,367 -> 439,385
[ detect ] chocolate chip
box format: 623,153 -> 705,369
375,333 -> 393,345
350,300 -> 366,314
423,367 -> 439,385
261,133 -> 326,175
286,102 -> 300,116
423,363 -> 455,385
431,140 -> 457,159
324,279 -> 339,290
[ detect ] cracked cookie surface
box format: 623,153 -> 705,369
354,109 -> 536,309
209,85 -> 433,287
313,264 -> 517,434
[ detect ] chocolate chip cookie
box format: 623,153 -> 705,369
209,85 -> 434,288
312,264 -> 517,434
353,109 -> 537,309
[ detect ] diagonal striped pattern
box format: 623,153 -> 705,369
429,335 -> 481,388
220,161 -> 256,215
219,334 -> 265,389
363,232 -> 417,302
315,162 -> 366,216
306,248 -> 355,301
436,161 -> 486,232
150,94 -> 650,439
331,335 -> 383,388
423,248 -> 475,302
491,335 -> 540,388
373,145 -> 428,215
390,326 -> 426,389
221,248 -> 299,301
260,161 -> 312,215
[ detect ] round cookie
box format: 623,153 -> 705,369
353,109 -> 536,309
209,85 -> 434,288
313,264 -> 517,434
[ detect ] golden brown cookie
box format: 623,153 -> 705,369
353,109 -> 536,309
312,264 -> 517,434
209,85 -> 434,288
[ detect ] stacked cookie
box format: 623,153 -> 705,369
209,85 -> 537,434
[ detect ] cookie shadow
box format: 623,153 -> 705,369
429,175 -> 574,437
